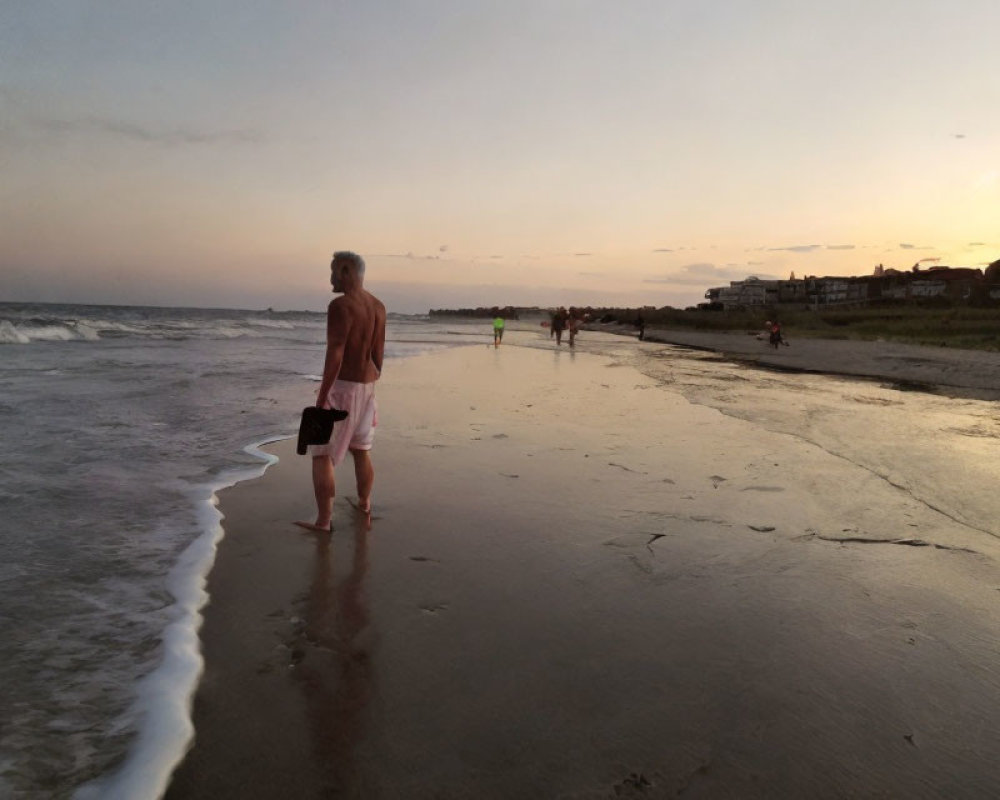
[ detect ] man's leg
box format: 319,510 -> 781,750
350,448 -> 374,514
295,455 -> 335,531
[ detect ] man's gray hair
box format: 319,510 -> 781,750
332,250 -> 365,277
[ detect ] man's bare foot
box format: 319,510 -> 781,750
294,520 -> 333,533
347,497 -> 371,515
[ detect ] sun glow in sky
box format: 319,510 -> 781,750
2,2 -> 999,313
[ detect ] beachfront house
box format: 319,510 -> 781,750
704,264 -> 995,311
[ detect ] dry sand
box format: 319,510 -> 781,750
611,325 -> 1000,401
166,342 -> 1000,799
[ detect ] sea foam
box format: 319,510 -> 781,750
72,438 -> 283,800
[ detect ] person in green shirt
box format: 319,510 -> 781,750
493,316 -> 505,347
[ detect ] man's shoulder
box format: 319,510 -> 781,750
365,291 -> 387,315
329,291 -> 385,319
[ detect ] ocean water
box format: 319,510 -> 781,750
0,303 -> 488,799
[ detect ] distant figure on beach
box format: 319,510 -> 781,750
634,313 -> 645,341
768,320 -> 789,349
552,307 -> 568,345
493,316 -> 505,347
568,308 -> 582,347
296,251 -> 386,531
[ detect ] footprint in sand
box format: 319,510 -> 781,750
710,475 -> 726,488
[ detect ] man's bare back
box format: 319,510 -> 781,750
325,290 -> 386,384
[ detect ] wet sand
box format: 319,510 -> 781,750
166,342 -> 1000,799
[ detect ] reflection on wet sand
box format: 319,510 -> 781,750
295,513 -> 374,797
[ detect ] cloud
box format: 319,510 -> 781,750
372,252 -> 442,260
917,257 -> 941,264
768,244 -> 822,253
969,242 -> 986,247
899,243 -> 935,250
439,245 -> 449,253
954,133 -> 966,139
826,244 -> 855,250
33,115 -> 262,146
644,262 -> 778,286
652,248 -> 674,253
578,271 -> 604,277
573,252 -> 592,257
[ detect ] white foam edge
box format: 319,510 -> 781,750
73,433 -> 290,800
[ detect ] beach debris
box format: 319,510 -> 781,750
748,525 -> 776,532
419,602 -> 449,614
646,533 -> 668,551
492,433 -> 508,439
709,475 -> 726,488
609,462 -> 645,473
904,733 -> 916,746
813,535 -> 978,553
409,555 -> 439,563
499,472 -> 519,478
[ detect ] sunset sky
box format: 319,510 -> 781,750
3,2 -> 998,313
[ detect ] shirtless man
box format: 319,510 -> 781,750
296,251 -> 386,531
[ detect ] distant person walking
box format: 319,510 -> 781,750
634,313 -> 645,341
296,251 -> 386,531
493,316 -> 505,347
568,308 -> 582,347
552,307 -> 568,345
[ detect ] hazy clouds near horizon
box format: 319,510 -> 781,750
3,3 -> 999,312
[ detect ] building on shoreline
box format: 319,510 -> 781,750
702,261 -> 1000,311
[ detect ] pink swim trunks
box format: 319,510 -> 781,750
307,379 -> 378,465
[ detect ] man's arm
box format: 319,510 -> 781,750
315,301 -> 348,408
370,303 -> 386,376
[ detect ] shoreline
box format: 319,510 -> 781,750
76,439 -> 284,800
166,343 -> 1000,798
593,323 -> 1000,400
